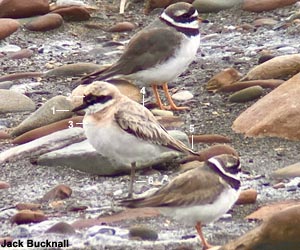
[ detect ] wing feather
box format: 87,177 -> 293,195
115,102 -> 196,154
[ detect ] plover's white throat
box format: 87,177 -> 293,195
120,154 -> 241,250
74,2 -> 201,110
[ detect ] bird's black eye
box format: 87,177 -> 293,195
84,94 -> 113,105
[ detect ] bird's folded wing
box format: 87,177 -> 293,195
123,168 -> 225,208
115,102 -> 194,154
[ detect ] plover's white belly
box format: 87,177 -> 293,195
159,187 -> 240,226
83,119 -> 169,165
129,34 -> 200,84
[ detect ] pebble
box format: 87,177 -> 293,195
129,225 -> 158,241
46,221 -> 76,235
42,184 -> 72,202
171,90 -> 193,101
0,90 -> 35,114
272,182 -> 285,189
151,109 -> 174,117
107,22 -> 136,32
236,189 -> 258,205
52,6 -> 91,21
0,18 -> 20,40
0,181 -> 10,189
0,0 -> 50,18
11,95 -> 73,137
24,13 -> 64,32
253,18 -> 278,27
11,210 -> 47,225
229,85 -> 264,103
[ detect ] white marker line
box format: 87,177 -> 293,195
136,181 -> 146,183
191,135 -> 194,149
76,122 -> 84,125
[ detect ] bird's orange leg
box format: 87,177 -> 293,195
162,82 -> 189,111
152,84 -> 167,110
195,222 -> 213,250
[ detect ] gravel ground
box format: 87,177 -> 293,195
1,1 -> 300,249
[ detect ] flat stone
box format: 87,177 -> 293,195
0,90 -> 35,114
37,130 -> 188,176
11,95 -> 73,137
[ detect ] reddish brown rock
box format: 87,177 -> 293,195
0,0 -> 49,18
272,162 -> 300,179
15,203 -> 41,211
245,200 -> 299,221
12,116 -> 83,145
144,0 -> 193,14
107,22 -> 136,32
24,13 -> 63,32
206,68 -> 242,92
52,6 -> 90,21
11,210 -> 47,224
0,181 -> 10,189
236,189 -> 257,205
242,0 -> 297,13
0,18 -> 20,40
42,184 -> 72,202
232,72 -> 300,140
221,204 -> 300,250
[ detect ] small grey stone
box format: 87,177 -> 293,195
0,81 -> 13,89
